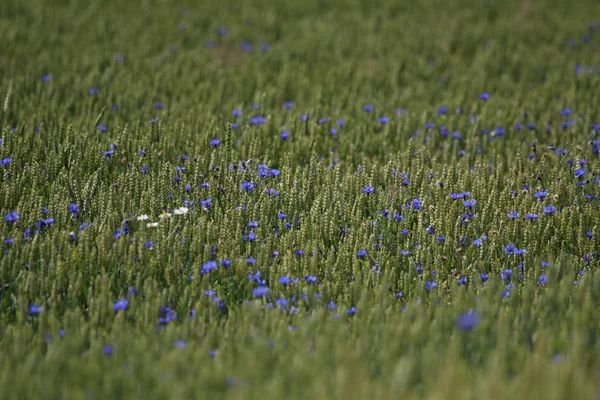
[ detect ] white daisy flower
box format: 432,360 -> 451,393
137,214 -> 149,221
146,222 -> 159,228
173,207 -> 189,215
159,211 -> 172,219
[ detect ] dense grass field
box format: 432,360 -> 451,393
1,0 -> 600,398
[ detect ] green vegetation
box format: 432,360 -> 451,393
0,0 -> 600,398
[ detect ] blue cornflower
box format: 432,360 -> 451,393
174,340 -> 186,349
500,269 -> 512,281
275,298 -> 288,307
525,213 -> 538,220
304,275 -> 317,284
544,206 -> 557,215
113,299 -> 129,312
280,131 -> 289,140
411,198 -> 422,210
378,116 -> 389,124
232,109 -> 242,117
357,249 -> 367,258
5,211 -> 19,223
361,185 -> 374,194
144,240 -> 154,249
458,277 -> 468,285
252,286 -> 269,297
103,345 -> 114,356
241,181 -> 255,191
425,281 -> 437,291
455,311 -> 479,331
473,238 -> 482,246
283,102 -> 293,109
534,190 -> 547,200
574,168 -> 587,177
346,306 -> 357,316
327,301 -> 336,309
394,213 -> 404,221
507,210 -> 520,219
210,139 -> 221,147
478,93 -> 490,100
363,104 -> 373,112
201,261 -> 218,274
279,276 -> 291,285
29,304 -> 43,315
463,199 -> 477,208
246,257 -> 256,265
96,124 -> 107,132
559,108 -> 571,116
538,274 -> 548,285
69,203 -> 80,216
437,105 -> 447,114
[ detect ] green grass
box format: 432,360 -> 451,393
0,0 -> 600,398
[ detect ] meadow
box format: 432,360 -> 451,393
1,0 -> 600,398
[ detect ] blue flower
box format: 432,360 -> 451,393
327,301 -> 336,309
280,131 -> 289,140
361,185 -> 374,194
29,304 -> 43,315
507,210 -> 520,219
458,277 -> 468,285
5,211 -> 19,223
378,116 -> 389,124
543,206 -> 557,215
357,249 -> 367,258
574,168 -> 587,177
346,306 -> 357,316
113,299 -> 129,312
210,139 -> 221,147
363,104 -> 373,112
478,93 -> 490,100
103,345 -> 114,356
534,190 -> 547,200
455,311 -> 479,331
283,101 -> 293,109
241,181 -> 255,191
425,281 -> 437,291
252,286 -> 269,297
525,213 -> 538,220
538,274 -> 548,285
174,340 -> 186,349
201,261 -> 218,274
437,105 -> 447,114
463,199 -> 477,208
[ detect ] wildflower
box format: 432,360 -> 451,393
304,275 -> 317,283
246,257 -> 256,265
346,306 -> 357,316
574,168 -> 587,177
5,211 -> 19,223
173,207 -> 190,215
543,206 -> 557,215
478,93 -> 490,100
363,104 -> 373,112
327,301 -> 336,309
425,281 -> 437,291
534,190 -> 547,200
146,222 -> 159,228
29,304 -> 43,315
103,345 -> 114,356
137,214 -> 149,221
159,211 -> 172,219
378,116 -> 389,124
210,139 -> 221,147
507,210 -> 520,219
158,307 -> 177,324
538,274 -> 548,285
174,340 -> 186,349
252,286 -> 269,297
357,249 -> 367,258
361,185 -> 374,194
525,213 -> 538,220
144,241 -> 155,250
113,299 -> 129,312
455,311 -> 479,331
458,277 -> 468,285
463,199 -> 477,208
232,109 -> 242,117
199,260 -> 218,275
241,181 -> 255,191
